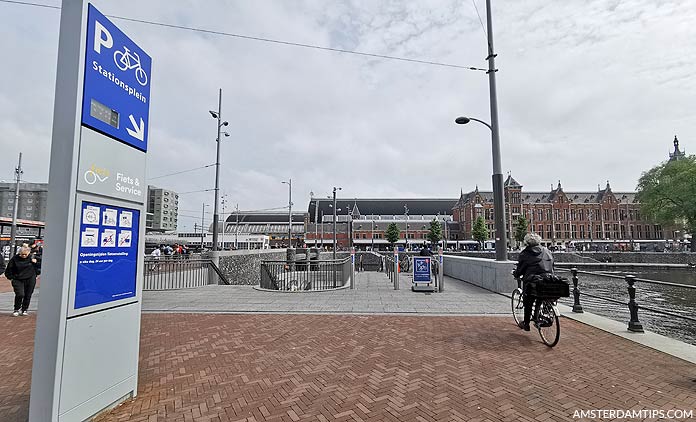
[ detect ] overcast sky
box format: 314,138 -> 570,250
1,0 -> 695,230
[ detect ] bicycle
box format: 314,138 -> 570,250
398,254 -> 411,272
114,46 -> 148,86
511,275 -> 561,347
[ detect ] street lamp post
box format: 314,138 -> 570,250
282,179 -> 292,248
371,218 -> 375,251
221,194 -> 228,250
201,203 -> 210,250
453,0 -> 508,261
234,204 -> 239,249
332,186 -> 341,260
404,204 -> 409,250
209,88 -> 229,252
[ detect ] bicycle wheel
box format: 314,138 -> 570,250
114,50 -> 129,71
511,288 -> 524,326
537,301 -> 560,347
135,66 -> 148,86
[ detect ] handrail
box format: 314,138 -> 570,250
555,267 -> 696,332
207,260 -> 230,285
557,268 -> 696,290
262,258 -> 350,264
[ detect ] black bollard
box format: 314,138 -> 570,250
571,268 -> 583,313
626,275 -> 644,333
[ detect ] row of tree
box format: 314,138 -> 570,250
383,219 -> 444,247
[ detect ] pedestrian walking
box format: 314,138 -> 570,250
0,250 -> 6,275
4,246 -> 41,316
150,246 -> 161,271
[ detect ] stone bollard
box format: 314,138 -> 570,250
571,267 -> 583,313
626,275 -> 644,333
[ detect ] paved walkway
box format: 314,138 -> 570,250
1,271 -> 695,422
2,314 -> 695,422
0,273 -> 511,315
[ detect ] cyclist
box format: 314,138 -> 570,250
513,233 -> 554,331
419,244 -> 432,256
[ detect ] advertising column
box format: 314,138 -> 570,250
29,2 -> 151,421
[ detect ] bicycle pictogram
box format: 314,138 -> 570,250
114,46 -> 148,86
84,169 -> 108,185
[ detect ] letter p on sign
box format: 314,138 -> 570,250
93,20 -> 112,53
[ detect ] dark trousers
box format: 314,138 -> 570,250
523,282 -> 540,325
12,277 -> 36,312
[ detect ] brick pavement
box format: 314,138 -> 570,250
1,313 -> 695,422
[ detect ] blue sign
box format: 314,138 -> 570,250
413,257 -> 432,283
75,201 -> 140,309
81,4 -> 151,151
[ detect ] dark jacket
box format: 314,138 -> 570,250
513,245 -> 553,281
419,248 -> 433,256
4,254 -> 40,281
0,253 -> 5,275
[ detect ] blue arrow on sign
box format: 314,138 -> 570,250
81,4 -> 151,152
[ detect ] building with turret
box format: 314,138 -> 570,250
669,135 -> 686,161
452,176 -> 668,250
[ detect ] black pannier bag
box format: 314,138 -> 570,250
528,274 -> 570,299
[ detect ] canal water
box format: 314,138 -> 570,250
558,267 -> 696,346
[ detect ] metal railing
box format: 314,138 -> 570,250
259,258 -> 351,291
556,266 -> 696,333
143,256 -> 229,290
383,254 -> 398,287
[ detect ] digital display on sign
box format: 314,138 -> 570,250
75,201 -> 139,309
90,98 -> 119,128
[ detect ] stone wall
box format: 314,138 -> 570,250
216,249 -> 287,285
214,249 -> 353,286
442,255 -> 516,294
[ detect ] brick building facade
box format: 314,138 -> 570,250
452,176 -> 669,249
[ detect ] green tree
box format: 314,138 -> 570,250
385,222 -> 401,246
471,216 -> 489,248
427,218 -> 443,245
514,216 -> 529,246
637,156 -> 696,251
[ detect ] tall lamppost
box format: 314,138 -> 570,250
313,198 -> 321,248
453,0 -> 507,261
200,203 -> 210,250
281,179 -> 292,248
234,203 -> 239,249
221,193 -> 228,250
371,218 -> 375,251
455,115 -> 507,260
209,88 -> 229,252
404,204 -> 409,250
332,186 -> 341,260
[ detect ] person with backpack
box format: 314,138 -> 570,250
513,233 -> 554,331
4,246 -> 41,316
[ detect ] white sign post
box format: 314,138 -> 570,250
29,2 -> 151,421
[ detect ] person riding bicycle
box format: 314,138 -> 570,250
513,233 -> 554,331
419,244 -> 432,257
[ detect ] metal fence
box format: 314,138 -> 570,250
259,258 -> 351,291
143,257 -> 229,290
556,266 -> 696,333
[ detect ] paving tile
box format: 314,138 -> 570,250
2,313 -> 695,422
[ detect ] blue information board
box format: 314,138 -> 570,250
413,257 -> 432,283
75,201 -> 140,309
81,4 -> 151,151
